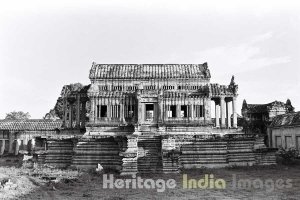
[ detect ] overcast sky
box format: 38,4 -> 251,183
0,0 -> 300,119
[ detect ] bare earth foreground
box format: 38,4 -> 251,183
0,164 -> 300,200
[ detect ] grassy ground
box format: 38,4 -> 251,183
1,164 -> 300,200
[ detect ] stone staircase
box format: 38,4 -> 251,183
137,134 -> 163,174
227,140 -> 256,166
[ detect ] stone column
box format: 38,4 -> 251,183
232,97 -> 238,128
15,139 -> 21,155
8,133 -> 14,154
0,140 -> 5,155
220,97 -> 226,128
76,96 -> 81,128
226,100 -> 232,128
215,101 -> 220,128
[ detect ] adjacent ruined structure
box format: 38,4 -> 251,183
241,99 -> 294,134
268,111 -> 300,151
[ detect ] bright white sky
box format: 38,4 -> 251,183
0,0 -> 300,118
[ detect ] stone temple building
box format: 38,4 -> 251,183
62,63 -> 239,133
1,63 -> 277,173
241,99 -> 294,134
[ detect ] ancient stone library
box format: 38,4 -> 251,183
0,63 -> 277,174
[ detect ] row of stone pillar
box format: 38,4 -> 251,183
0,138 -> 27,156
63,95 -> 87,128
214,97 -> 237,128
91,96 -> 134,122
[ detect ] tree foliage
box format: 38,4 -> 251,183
5,111 -> 31,120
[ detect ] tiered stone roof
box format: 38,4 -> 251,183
89,63 -> 211,80
270,112 -> 300,128
243,101 -> 286,113
0,119 -> 62,131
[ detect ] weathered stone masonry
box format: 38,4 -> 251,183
0,63 -> 277,173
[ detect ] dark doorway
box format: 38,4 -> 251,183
181,105 -> 188,118
169,105 -> 177,118
145,104 -> 154,121
100,105 -> 107,117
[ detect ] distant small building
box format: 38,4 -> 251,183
241,99 -> 294,134
268,112 -> 300,151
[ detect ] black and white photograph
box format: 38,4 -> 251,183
0,0 -> 300,199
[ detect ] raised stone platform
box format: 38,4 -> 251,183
41,133 -> 277,174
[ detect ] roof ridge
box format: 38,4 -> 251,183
90,64 -> 210,80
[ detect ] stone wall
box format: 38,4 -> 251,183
161,134 -> 277,172
42,134 -> 277,173
269,126 -> 300,150
71,137 -> 122,171
45,139 -> 74,168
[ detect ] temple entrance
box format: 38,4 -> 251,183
145,104 -> 154,122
